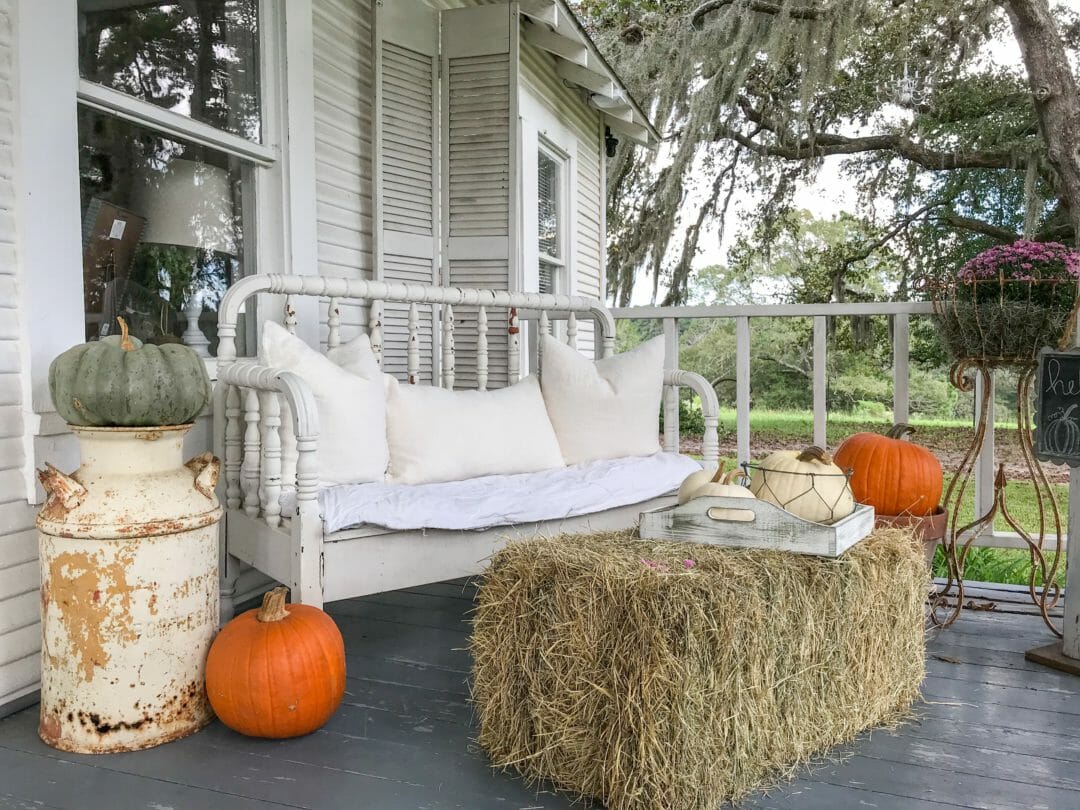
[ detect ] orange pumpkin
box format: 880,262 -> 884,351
834,424 -> 943,517
206,587 -> 346,738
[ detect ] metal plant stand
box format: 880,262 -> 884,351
931,358 -> 1064,635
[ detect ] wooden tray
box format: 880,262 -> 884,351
639,497 -> 876,558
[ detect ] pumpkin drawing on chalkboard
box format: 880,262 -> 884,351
1046,405 -> 1080,456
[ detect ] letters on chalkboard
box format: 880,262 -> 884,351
1035,348 -> 1080,467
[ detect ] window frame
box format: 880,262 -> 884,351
74,0 -> 281,356
16,0 -> 306,497
520,89 -> 577,299
536,137 -> 568,294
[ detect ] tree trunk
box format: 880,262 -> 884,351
1005,0 -> 1080,243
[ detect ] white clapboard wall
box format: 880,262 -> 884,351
441,4 -> 517,388
0,0 -> 40,715
519,39 -> 606,358
375,1 -> 439,383
313,0 -> 375,342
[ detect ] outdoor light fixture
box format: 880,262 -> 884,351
605,126 -> 619,158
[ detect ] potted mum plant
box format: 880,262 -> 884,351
931,240 -> 1080,364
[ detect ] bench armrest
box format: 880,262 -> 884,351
663,368 -> 720,468
217,361 -> 321,520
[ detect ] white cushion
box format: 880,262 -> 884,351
260,322 -> 388,485
385,375 -> 564,485
318,453 -> 702,532
540,334 -> 665,464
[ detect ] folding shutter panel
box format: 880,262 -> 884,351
441,5 -> 518,389
375,1 -> 439,383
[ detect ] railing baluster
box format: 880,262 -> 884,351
241,388 -> 262,518
566,312 -> 577,347
663,317 -> 679,453
892,313 -> 910,425
327,297 -> 341,349
442,304 -> 455,389
974,371 -> 996,530
813,315 -> 827,449
369,300 -> 383,367
477,306 -> 489,391
284,296 -> 297,335
508,307 -> 521,384
736,316 -> 751,466
538,311 -> 551,376
225,385 -> 242,510
407,303 -> 420,384
261,392 -> 282,528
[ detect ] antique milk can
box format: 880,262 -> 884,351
36,425 -> 221,753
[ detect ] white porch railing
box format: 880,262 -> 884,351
612,301 -> 1066,552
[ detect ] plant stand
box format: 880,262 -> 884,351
932,359 -> 1064,635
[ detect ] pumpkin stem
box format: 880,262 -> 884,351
256,586 -> 291,623
797,445 -> 832,464
116,317 -> 135,352
887,424 -> 916,440
710,463 -> 726,484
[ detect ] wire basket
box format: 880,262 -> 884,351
927,275 -> 1080,366
739,450 -> 856,525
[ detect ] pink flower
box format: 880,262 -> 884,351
683,559 -> 696,569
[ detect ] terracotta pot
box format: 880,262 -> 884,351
875,507 -> 948,567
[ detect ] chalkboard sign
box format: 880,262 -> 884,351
1034,347 -> 1080,467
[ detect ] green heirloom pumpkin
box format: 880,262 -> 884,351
49,318 -> 213,427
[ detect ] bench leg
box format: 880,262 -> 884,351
291,508 -> 324,609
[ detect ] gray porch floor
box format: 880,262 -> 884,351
1,580 -> 1079,810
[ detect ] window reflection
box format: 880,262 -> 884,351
78,0 -> 261,142
78,108 -> 246,355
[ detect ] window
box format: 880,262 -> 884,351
537,144 -> 565,295
75,0 -> 266,356
78,1 -> 261,141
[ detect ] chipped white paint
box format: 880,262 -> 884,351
36,426 -> 220,752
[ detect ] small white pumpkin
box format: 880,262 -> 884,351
749,446 -> 855,524
678,467 -> 721,504
678,465 -> 755,505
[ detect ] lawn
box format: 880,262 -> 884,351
699,408 -> 1069,588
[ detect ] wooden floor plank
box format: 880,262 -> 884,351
0,745 -> 301,809
891,716 -> 1080,764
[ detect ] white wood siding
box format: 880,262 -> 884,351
520,39 -> 605,355
313,0 -> 375,340
442,5 -> 517,388
0,0 -> 39,713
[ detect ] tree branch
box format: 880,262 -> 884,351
940,214 -> 1021,243
727,97 -> 1020,170
691,0 -> 825,29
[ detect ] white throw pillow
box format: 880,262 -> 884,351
260,322 -> 388,486
385,375 -> 565,485
540,334 -> 665,464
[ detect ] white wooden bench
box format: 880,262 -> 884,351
214,275 -> 720,608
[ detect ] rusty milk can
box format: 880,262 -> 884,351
36,424 -> 221,753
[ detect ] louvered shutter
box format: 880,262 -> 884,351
375,1 -> 439,383
441,5 -> 518,389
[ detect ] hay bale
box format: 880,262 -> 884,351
471,529 -> 927,809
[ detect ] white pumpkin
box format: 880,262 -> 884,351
748,446 -> 854,524
677,466 -> 756,514
677,468 -> 721,505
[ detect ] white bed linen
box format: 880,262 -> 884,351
317,453 -> 701,533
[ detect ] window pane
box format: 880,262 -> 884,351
539,260 -> 558,295
78,1 -> 261,142
78,107 -> 247,356
538,149 -> 561,260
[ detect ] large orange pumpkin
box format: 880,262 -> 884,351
206,587 -> 346,738
834,424 -> 943,517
